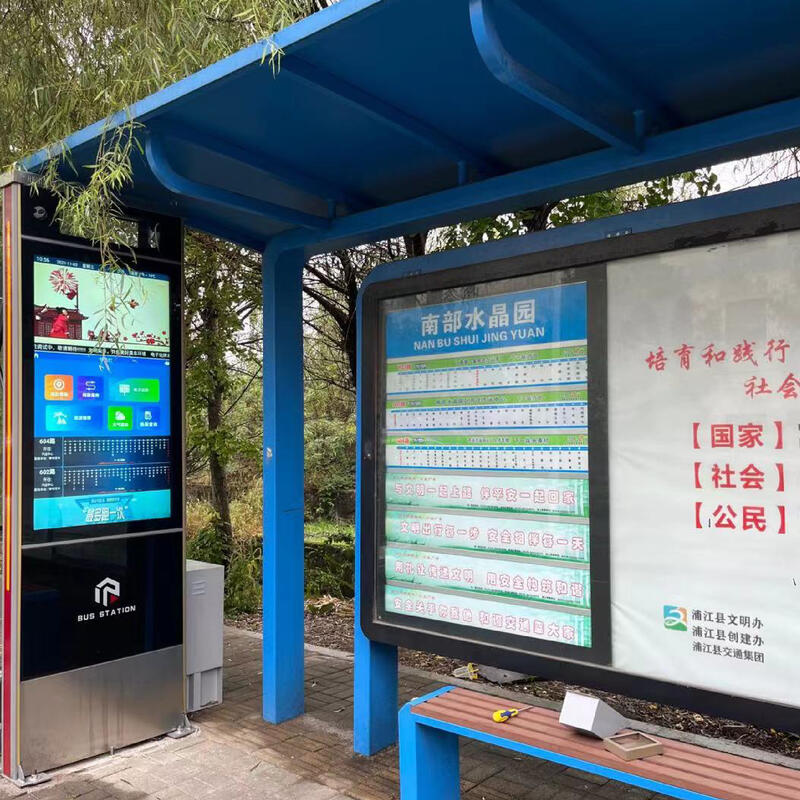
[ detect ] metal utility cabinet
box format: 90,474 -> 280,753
185,560 -> 224,712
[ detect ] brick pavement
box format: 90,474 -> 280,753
1,628 -> 676,800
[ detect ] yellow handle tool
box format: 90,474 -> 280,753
492,703 -> 534,723
492,708 -> 520,723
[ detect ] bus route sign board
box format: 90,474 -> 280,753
359,202 -> 800,732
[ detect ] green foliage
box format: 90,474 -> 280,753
432,170 -> 721,251
3,0 -> 322,268
305,520 -> 357,543
225,535 -> 263,615
187,488 -> 265,614
548,170 -> 720,227
304,316 -> 357,521
187,493 -> 355,607
184,234 -> 263,480
226,482 -> 264,613
187,519 -> 230,566
433,213 -> 529,250
304,417 -> 356,520
304,523 -> 355,598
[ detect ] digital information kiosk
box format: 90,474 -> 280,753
360,202 -> 800,731
2,177 -> 185,781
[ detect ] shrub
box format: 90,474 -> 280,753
304,418 -> 355,520
186,498 -> 215,539
305,523 -> 355,598
225,534 -> 263,615
186,519 -> 229,566
186,482 -> 356,613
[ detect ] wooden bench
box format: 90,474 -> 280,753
398,686 -> 800,800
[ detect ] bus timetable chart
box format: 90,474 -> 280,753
32,435 -> 173,531
380,280 -> 596,649
386,431 -> 588,472
384,509 -> 590,563
385,343 -> 586,394
34,436 -> 171,467
386,388 -> 587,430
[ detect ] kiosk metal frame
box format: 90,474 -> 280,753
2,176 -> 187,781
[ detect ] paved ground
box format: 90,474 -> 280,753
0,628 -> 684,799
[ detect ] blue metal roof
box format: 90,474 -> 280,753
24,0 -> 800,253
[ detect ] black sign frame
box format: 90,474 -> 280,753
362,264 -> 610,665
359,202 -> 800,733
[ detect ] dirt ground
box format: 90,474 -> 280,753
229,597 -> 800,760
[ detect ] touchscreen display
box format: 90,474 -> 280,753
32,256 -> 172,531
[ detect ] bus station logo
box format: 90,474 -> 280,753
78,578 -> 135,623
95,577 -> 121,607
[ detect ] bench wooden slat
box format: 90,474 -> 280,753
422,690 -> 799,794
410,688 -> 800,800
412,703 -> 772,800
419,699 -> 798,797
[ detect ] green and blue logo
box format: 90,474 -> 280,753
663,605 -> 688,632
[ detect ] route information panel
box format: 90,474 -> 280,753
378,276 -> 597,653
31,255 -> 172,532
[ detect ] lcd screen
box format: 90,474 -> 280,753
32,256 -> 172,531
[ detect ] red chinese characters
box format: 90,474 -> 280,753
645,346 -> 667,371
692,421 -> 787,535
644,338 -> 796,398
697,502 -> 784,534
764,338 -> 790,363
674,343 -> 693,370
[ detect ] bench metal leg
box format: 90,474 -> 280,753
399,704 -> 460,800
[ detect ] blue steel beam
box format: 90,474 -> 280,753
144,134 -> 330,230
122,190 -> 267,251
269,93 -> 800,256
152,123 -> 374,213
354,284 -> 398,753
183,213 -> 266,251
505,0 -> 678,134
469,0 -> 642,151
282,56 -> 507,179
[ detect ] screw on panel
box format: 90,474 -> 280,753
605,228 -> 633,238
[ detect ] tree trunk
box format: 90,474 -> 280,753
517,203 -> 556,233
403,232 -> 428,258
203,306 -> 233,567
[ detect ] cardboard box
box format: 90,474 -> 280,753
603,731 -> 664,761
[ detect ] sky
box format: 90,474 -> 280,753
713,149 -> 800,193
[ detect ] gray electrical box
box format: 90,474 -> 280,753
185,559 -> 224,712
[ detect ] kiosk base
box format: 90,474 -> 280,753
19,645 -> 184,774
8,767 -> 50,788
167,715 -> 196,739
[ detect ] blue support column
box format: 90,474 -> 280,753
353,610 -> 398,754
262,244 -> 305,723
353,292 -> 399,755
398,704 -> 461,800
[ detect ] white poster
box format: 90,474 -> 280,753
608,230 -> 800,707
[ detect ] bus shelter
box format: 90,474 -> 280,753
17,0 -> 800,764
